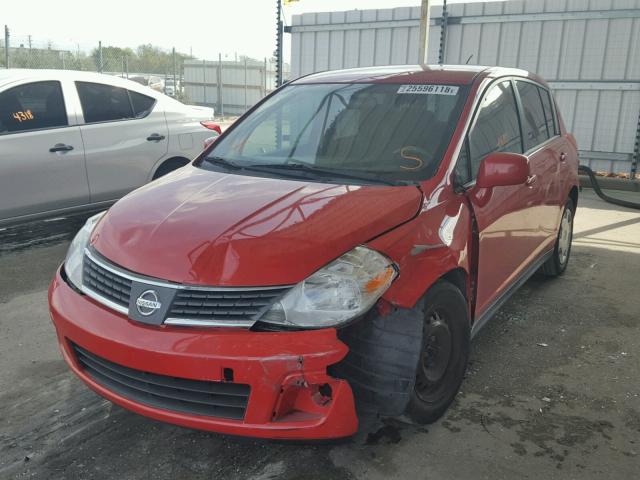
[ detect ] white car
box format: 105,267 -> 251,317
164,78 -> 177,97
0,69 -> 219,226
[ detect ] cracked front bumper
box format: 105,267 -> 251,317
48,268 -> 358,440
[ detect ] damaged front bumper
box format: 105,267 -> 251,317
48,268 -> 358,440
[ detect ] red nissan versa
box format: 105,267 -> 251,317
49,65 -> 579,440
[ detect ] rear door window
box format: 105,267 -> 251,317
0,81 -> 67,134
515,80 -> 550,151
76,81 -> 134,123
468,80 -> 523,179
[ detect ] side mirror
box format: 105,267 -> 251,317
476,152 -> 530,189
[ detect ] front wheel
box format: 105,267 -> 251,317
541,198 -> 575,277
406,281 -> 470,424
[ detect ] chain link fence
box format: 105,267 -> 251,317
1,25 -> 287,118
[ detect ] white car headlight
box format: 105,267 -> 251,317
260,246 -> 398,328
64,211 -> 106,289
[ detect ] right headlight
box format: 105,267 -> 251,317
64,211 -> 106,290
260,246 -> 398,329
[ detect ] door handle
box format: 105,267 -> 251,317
49,143 -> 74,153
526,175 -> 537,186
147,133 -> 166,141
560,152 -> 567,162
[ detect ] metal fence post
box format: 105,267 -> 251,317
172,47 -> 177,97
98,40 -> 103,73
218,53 -> 224,119
244,56 -> 248,112
202,59 -> 207,106
4,25 -> 9,69
263,57 -> 268,97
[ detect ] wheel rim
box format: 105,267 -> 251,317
558,207 -> 573,266
415,310 -> 453,401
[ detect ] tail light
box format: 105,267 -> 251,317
201,121 -> 222,135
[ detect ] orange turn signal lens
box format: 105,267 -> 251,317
364,266 -> 395,294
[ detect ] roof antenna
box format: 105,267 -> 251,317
465,54 -> 474,65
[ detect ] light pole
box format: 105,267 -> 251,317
418,0 -> 431,64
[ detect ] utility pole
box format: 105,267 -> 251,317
4,25 -> 9,69
418,0 -> 431,64
438,0 -> 448,64
275,0 -> 284,87
27,34 -> 32,50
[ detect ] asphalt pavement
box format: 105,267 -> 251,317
1,188 -> 639,480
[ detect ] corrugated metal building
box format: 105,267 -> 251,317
183,59 -> 288,116
290,0 -> 640,174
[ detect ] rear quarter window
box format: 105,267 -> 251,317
538,87 -> 558,136
515,80 -> 550,151
129,91 -> 156,118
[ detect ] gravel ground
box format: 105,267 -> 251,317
0,188 -> 639,480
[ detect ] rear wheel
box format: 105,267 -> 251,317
406,281 -> 470,424
541,198 -> 575,277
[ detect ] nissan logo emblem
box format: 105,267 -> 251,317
136,290 -> 162,316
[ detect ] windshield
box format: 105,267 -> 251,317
200,82 -> 469,183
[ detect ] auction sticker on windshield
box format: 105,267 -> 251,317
397,85 -> 459,95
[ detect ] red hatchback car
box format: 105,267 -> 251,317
49,65 -> 579,440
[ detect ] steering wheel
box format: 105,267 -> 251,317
392,145 -> 430,171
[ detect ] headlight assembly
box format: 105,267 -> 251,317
260,246 -> 397,329
64,211 -> 106,290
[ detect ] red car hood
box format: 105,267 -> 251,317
91,166 -> 422,286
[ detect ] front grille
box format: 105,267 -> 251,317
83,254 -> 132,308
72,343 -> 250,420
168,287 -> 290,322
80,249 -> 292,327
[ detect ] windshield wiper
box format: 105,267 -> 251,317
203,155 -> 317,181
248,162 -> 400,186
204,156 -> 243,170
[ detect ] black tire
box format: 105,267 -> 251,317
541,198 -> 575,277
406,281 -> 470,424
152,158 -> 190,180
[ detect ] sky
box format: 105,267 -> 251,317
2,0 -> 489,62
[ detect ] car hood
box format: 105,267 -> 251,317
91,166 -> 422,286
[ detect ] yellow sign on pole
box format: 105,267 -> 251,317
284,0 -> 300,5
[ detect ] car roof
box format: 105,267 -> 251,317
291,65 -> 546,87
0,69 -> 162,96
